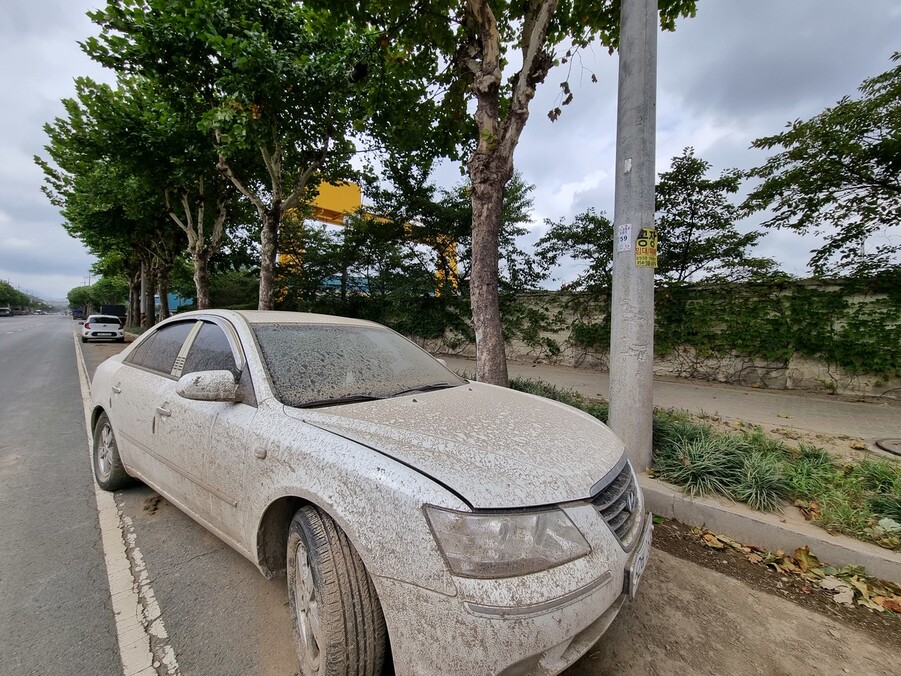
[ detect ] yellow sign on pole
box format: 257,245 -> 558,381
635,227 -> 658,268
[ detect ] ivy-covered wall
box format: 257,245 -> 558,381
426,277 -> 901,399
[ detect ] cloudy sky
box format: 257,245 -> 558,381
1,1 -> 899,299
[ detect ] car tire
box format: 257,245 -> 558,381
287,505 -> 387,676
92,412 -> 135,491
116,337 -> 125,343
81,336 -> 88,343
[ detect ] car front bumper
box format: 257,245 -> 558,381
376,511 -> 652,676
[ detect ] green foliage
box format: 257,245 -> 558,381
209,270 -> 260,309
568,277 -> 901,378
66,276 -> 128,311
656,148 -> 775,284
733,452 -> 787,512
0,281 -> 32,308
746,53 -> 901,276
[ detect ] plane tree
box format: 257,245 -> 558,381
36,81 -> 185,328
326,0 -> 698,385
84,0 -> 448,311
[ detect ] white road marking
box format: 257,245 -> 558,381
75,336 -> 181,676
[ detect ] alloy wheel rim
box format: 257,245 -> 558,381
97,424 -> 113,481
293,542 -> 322,673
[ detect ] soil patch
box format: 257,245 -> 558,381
652,517 -> 901,648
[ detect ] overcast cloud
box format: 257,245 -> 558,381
1,0 -> 899,299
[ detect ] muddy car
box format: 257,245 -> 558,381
89,310 -> 651,675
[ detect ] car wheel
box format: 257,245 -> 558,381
81,336 -> 88,343
116,337 -> 125,343
287,506 -> 387,676
92,412 -> 135,491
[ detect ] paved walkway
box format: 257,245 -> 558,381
442,357 -> 901,444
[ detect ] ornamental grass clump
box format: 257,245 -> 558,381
732,452 -> 788,512
652,435 -> 743,499
853,458 -> 901,522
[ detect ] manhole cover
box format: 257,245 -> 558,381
875,438 -> 901,456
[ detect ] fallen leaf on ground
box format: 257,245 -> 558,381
794,546 -> 821,572
702,533 -> 725,549
876,597 -> 901,613
820,576 -> 846,591
833,588 -> 855,605
849,440 -> 867,450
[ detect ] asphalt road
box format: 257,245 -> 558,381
1,316 -> 897,676
0,315 -> 120,675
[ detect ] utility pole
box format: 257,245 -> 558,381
608,0 -> 658,472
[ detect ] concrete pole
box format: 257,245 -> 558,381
608,0 -> 657,472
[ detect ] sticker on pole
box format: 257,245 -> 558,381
635,227 -> 658,268
617,224 -> 632,253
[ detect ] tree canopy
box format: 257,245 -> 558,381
745,53 -> 901,277
656,148 -> 774,284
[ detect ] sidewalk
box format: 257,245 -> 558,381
443,356 -> 901,581
442,356 -> 901,445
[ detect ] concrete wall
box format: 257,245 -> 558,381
422,287 -> 901,400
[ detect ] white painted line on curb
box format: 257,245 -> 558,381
75,336 -> 181,676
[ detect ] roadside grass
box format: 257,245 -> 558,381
509,377 -> 901,551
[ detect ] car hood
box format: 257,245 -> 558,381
284,382 -> 625,509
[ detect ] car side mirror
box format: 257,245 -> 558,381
435,358 -> 448,367
176,370 -> 242,403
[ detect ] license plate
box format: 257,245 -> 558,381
97,332 -> 115,336
625,515 -> 653,599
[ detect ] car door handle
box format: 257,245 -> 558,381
156,406 -> 171,417
112,385 -> 122,394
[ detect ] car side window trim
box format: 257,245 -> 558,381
171,321 -> 204,379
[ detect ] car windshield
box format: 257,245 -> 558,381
252,323 -> 466,408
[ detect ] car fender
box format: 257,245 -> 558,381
249,432 -> 466,598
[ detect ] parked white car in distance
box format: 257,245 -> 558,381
88,310 -> 651,675
81,315 -> 124,343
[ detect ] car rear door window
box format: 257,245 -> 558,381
182,322 -> 239,378
129,321 -> 197,375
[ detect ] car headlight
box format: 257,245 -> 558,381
424,506 -> 591,579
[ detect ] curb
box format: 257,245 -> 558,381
639,473 -> 901,583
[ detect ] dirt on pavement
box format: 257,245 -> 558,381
568,534 -> 898,676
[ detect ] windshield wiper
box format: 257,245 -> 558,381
297,394 -> 384,409
390,382 -> 457,397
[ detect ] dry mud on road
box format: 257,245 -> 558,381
566,547 -> 897,676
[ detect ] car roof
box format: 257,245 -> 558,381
174,309 -> 382,328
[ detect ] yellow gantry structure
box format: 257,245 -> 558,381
282,182 -> 459,294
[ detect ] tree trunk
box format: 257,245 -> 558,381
258,208 -> 280,310
157,271 -> 171,320
469,154 -> 510,386
141,261 -> 156,330
127,271 -> 140,328
193,253 -> 211,310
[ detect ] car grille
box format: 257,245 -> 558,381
591,461 -> 640,543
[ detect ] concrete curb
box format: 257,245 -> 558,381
639,473 -> 901,583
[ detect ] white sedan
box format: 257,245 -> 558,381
89,310 -> 651,675
81,314 -> 125,343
